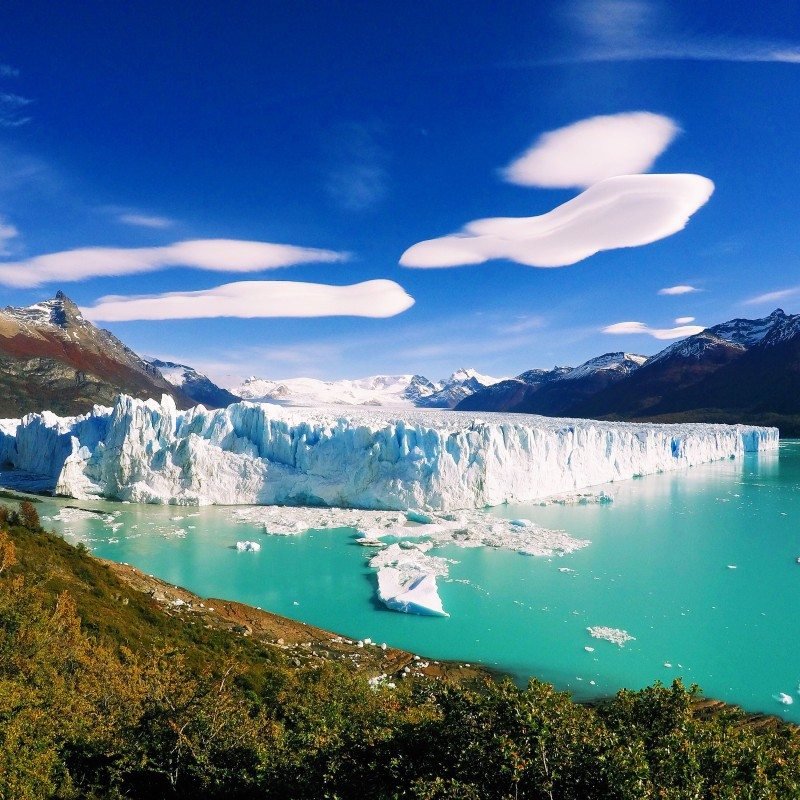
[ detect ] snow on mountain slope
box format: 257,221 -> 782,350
145,358 -> 239,409
0,395 -> 777,510
232,369 -> 500,408
561,352 -> 648,381
645,333 -> 747,367
706,308 -> 792,348
234,374 -> 431,407
416,368 -> 503,408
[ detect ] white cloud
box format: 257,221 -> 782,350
400,174 -> 713,269
80,279 -> 414,322
674,316 -> 695,324
0,65 -> 20,78
603,320 -> 704,339
0,238 -> 348,287
658,284 -> 698,295
0,216 -> 18,255
502,112 -> 679,189
118,213 -> 174,229
743,287 -> 799,306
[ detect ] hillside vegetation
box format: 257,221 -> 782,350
2,502 -> 800,799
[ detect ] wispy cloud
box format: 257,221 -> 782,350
552,0 -> 800,65
503,112 -> 679,189
743,287 -> 800,306
0,215 -> 18,255
0,238 -> 348,287
603,320 -> 704,339
658,284 -> 698,295
118,213 -> 175,229
324,121 -> 388,212
0,91 -> 32,127
0,65 -> 19,78
496,315 -> 548,335
674,316 -> 695,324
81,279 -> 414,322
0,144 -> 59,196
401,174 -> 713,269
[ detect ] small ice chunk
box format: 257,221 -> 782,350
775,692 -> 794,705
236,540 -> 261,552
727,564 -> 737,569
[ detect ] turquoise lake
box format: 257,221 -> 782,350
16,440 -> 800,722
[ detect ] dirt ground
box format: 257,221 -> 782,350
107,559 -> 490,685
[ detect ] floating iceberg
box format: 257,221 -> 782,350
236,540 -> 261,552
372,543 -> 452,617
372,544 -> 450,617
377,569 -> 449,617
0,394 -> 778,511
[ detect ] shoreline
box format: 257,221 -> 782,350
102,555 -> 794,731
103,556 -> 493,686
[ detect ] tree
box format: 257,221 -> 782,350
18,501 -> 41,532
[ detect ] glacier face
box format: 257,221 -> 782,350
0,394 -> 778,511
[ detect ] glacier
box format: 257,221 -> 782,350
0,394 -> 778,511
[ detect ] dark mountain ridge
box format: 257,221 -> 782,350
0,292 -> 195,417
458,310 -> 800,435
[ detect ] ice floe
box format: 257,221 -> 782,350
587,626 -> 636,647
236,540 -> 261,552
226,503 -> 589,617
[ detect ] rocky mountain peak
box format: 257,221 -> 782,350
47,291 -> 83,327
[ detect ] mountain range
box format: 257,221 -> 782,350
1,293 -> 798,435
458,309 -> 800,436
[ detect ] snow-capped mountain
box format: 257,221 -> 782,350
232,368 -> 501,409
0,292 -> 194,417
561,352 -> 648,380
416,368 -> 503,408
458,352 -> 648,414
146,358 -> 239,409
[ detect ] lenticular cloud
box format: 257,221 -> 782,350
0,239 -> 347,288
502,112 -> 680,189
81,279 -> 415,321
603,320 -> 704,340
400,174 -> 714,269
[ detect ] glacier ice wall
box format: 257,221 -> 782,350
0,394 -> 778,510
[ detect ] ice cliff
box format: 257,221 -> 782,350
0,394 -> 778,510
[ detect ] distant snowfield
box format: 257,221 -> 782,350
0,394 -> 777,511
232,368 -> 503,409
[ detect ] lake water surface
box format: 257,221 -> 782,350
19,440 -> 800,721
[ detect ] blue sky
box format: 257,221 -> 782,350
1,0 -> 800,386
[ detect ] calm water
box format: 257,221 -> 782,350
17,441 -> 800,721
